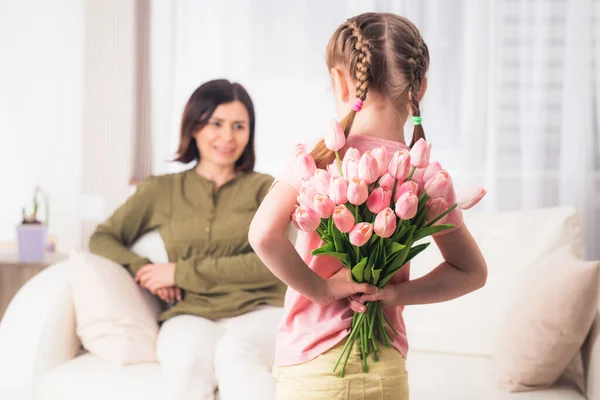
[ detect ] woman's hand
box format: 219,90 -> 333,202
156,287 -> 182,304
322,267 -> 378,305
348,284 -> 401,313
135,263 -> 176,294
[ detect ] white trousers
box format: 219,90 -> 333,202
156,306 -> 283,400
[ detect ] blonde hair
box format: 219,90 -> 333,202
312,13 -> 429,168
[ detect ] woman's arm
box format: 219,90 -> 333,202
89,177 -> 161,276
249,182 -> 377,305
353,224 -> 487,307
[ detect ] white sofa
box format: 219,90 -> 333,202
0,206 -> 598,400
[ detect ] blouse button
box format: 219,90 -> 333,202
204,226 -> 210,233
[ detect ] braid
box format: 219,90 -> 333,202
348,19 -> 371,101
407,40 -> 428,147
311,18 -> 373,168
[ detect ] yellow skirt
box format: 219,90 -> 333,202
272,340 -> 408,400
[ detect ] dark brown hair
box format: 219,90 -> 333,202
311,13 -> 430,168
174,79 -> 256,172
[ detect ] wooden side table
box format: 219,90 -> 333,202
0,252 -> 67,321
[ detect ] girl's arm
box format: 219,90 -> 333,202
249,182 -> 377,305
353,225 -> 487,307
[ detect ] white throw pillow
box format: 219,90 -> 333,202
70,251 -> 160,365
403,206 -> 585,356
493,248 -> 599,391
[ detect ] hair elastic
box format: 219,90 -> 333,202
412,116 -> 422,126
352,98 -> 364,112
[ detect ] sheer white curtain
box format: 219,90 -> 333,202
148,0 -> 600,259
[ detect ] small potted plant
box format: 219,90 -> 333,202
17,187 -> 49,262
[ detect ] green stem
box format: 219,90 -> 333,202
335,151 -> 343,177
370,336 -> 379,361
333,312 -> 367,373
380,302 -> 400,336
425,203 -> 458,227
406,166 -> 416,181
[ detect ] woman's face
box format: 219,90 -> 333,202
194,101 -> 250,170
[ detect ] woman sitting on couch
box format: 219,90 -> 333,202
89,79 -> 285,400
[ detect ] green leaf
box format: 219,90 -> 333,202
391,221 -> 410,243
371,266 -> 382,285
404,242 -> 431,264
366,231 -> 379,249
351,258 -> 368,283
398,225 -> 416,244
413,224 -> 455,242
363,262 -> 372,282
311,243 -> 334,256
332,225 -> 346,253
386,242 -> 406,256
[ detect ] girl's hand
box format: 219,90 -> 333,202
348,283 -> 401,312
323,268 -> 378,305
135,263 -> 176,294
156,287 -> 182,304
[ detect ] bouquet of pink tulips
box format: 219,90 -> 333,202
292,121 -> 486,377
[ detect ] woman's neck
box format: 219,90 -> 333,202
346,92 -> 408,145
195,161 -> 237,190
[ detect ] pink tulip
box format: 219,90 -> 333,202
394,180 -> 419,202
314,195 -> 335,218
296,152 -> 316,179
378,173 -> 395,189
410,138 -> 432,168
300,176 -> 315,189
423,161 -> 442,183
290,205 -> 300,230
333,205 -> 355,233
294,143 -> 306,157
313,169 -> 331,196
295,206 -> 321,232
349,222 -> 374,247
457,187 -> 486,210
374,208 -> 397,238
343,147 -> 360,163
327,161 -> 342,177
425,198 -> 449,225
395,191 -> 418,220
367,186 -> 392,214
388,150 -> 411,180
347,177 -> 369,205
325,119 -> 345,151
425,170 -> 450,199
329,176 -> 348,205
372,146 -> 389,177
358,151 -> 379,183
344,159 -> 359,181
297,186 -> 318,208
342,147 -> 360,178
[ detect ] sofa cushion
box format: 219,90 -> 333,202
37,354 -> 221,400
70,251 -> 161,366
37,352 -> 583,400
403,206 -> 584,356
493,247 -> 599,392
407,350 -> 585,400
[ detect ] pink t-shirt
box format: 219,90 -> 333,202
273,134 -> 463,367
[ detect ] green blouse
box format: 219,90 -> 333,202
89,169 -> 285,321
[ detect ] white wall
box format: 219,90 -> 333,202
0,0 -> 85,252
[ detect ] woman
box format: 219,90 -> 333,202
90,79 -> 285,400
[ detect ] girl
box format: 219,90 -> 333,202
249,13 -> 487,399
90,79 -> 285,400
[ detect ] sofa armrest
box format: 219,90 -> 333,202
0,260 -> 81,400
583,311 -> 600,400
